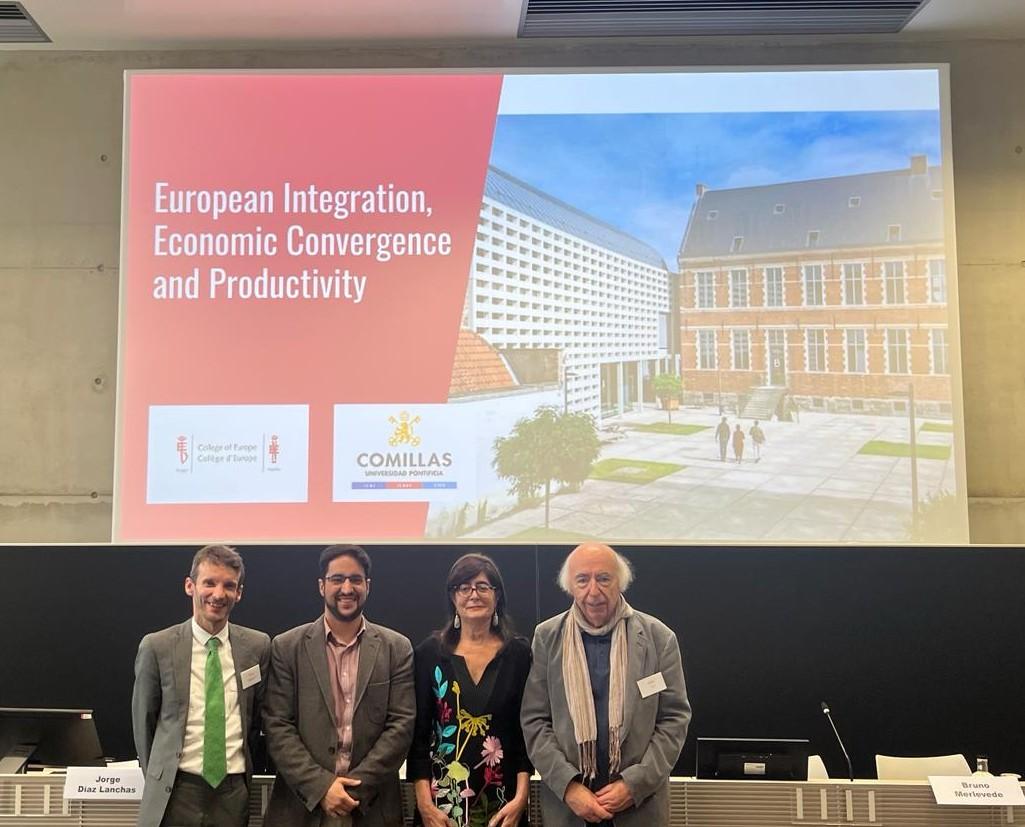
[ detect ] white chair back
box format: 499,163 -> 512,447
807,754 -> 829,780
875,753 -> 971,780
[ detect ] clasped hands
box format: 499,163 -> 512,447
418,794 -> 527,827
321,775 -> 361,817
564,779 -> 634,823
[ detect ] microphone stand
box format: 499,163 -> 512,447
821,701 -> 854,782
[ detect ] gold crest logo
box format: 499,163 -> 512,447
388,411 -> 422,447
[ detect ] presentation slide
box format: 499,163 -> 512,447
115,68 -> 967,544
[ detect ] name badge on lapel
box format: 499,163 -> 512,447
637,672 -> 667,698
240,664 -> 262,689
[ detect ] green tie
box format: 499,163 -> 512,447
202,637 -> 227,788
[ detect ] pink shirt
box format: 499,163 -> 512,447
324,616 -> 365,775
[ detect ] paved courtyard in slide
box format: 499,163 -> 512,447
465,407 -> 958,543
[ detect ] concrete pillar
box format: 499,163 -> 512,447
617,362 -> 625,416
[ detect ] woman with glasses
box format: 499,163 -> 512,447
408,553 -> 531,827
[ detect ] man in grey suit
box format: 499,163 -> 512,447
132,544 -> 271,827
264,544 -> 415,826
521,543 -> 691,826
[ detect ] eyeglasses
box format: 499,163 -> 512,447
573,573 -> 615,590
323,574 -> 367,587
451,583 -> 498,597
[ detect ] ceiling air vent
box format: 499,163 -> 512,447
520,0 -> 931,38
0,2 -> 50,43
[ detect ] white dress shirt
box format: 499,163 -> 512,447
179,619 -> 246,776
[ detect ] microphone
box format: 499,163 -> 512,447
820,701 -> 854,781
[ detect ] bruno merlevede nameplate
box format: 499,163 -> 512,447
929,776 -> 1025,806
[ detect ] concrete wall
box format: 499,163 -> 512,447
1,38 -> 1022,543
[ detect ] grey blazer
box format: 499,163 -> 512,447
131,619 -> 271,827
263,618 -> 415,827
520,609 -> 692,827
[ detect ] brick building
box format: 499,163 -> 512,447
677,156 -> 952,417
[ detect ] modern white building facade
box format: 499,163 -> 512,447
463,166 -> 674,420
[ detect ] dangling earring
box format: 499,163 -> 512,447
453,613 -> 461,630
491,611 -> 499,628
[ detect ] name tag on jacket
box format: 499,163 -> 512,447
240,664 -> 262,689
637,672 -> 667,698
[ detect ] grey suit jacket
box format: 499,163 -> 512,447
263,618 -> 415,827
521,609 -> 691,827
131,619 -> 272,827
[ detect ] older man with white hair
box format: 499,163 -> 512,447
521,542 -> 691,826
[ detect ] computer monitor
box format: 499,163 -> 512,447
696,737 -> 810,781
0,708 -> 105,772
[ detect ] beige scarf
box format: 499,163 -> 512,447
561,596 -> 633,782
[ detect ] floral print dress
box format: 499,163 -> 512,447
408,635 -> 533,827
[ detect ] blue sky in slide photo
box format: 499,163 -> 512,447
488,110 -> 942,266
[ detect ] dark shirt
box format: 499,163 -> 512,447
582,630 -> 613,790
408,634 -> 533,825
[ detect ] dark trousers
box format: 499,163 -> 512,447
160,772 -> 249,827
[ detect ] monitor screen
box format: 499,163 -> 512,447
0,708 -> 105,771
696,737 -> 810,781
115,67 -> 966,545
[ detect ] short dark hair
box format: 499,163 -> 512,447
439,553 -> 516,650
190,544 -> 245,584
319,544 -> 372,579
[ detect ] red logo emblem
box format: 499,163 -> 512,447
176,435 -> 189,465
268,435 -> 280,464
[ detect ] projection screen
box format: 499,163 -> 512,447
114,67 -> 967,544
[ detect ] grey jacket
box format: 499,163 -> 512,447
263,618 -> 415,827
521,609 -> 691,827
131,619 -> 271,827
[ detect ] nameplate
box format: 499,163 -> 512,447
929,775 -> 1025,806
63,767 -> 144,800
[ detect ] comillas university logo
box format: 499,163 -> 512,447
388,411 -> 421,447
176,435 -> 189,465
268,434 -> 280,464
354,410 -> 453,471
